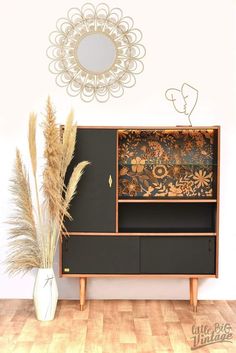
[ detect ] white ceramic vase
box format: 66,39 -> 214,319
33,268 -> 58,321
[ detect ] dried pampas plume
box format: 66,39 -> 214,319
7,149 -> 41,274
63,161 -> 90,221
28,113 -> 37,175
6,98 -> 89,273
61,111 -> 77,179
43,97 -> 63,220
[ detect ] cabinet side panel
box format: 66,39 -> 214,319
215,127 -> 220,277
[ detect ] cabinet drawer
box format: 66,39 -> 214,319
62,236 -> 139,274
140,236 -> 215,274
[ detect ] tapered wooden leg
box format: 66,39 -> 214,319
191,278 -> 198,312
189,278 -> 193,306
80,277 -> 86,311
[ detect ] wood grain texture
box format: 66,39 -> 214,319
74,125 -> 220,130
116,130 -> 119,233
118,199 -> 217,203
62,274 -> 216,278
1,299 -> 235,353
191,278 -> 198,312
216,126 -> 221,278
79,278 -> 86,311
62,232 -> 217,236
189,279 -> 193,306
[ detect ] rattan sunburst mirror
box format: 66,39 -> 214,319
47,3 -> 146,102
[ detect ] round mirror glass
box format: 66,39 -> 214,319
76,33 -> 117,74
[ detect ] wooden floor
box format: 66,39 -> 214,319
0,300 -> 236,353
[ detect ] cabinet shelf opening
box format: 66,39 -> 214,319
118,202 -> 216,233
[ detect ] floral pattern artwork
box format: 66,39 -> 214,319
118,129 -> 216,199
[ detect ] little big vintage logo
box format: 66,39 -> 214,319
191,323 -> 233,350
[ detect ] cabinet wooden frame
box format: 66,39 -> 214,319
62,232 -> 217,236
60,125 -> 220,313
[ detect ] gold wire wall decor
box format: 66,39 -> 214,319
47,3 -> 146,102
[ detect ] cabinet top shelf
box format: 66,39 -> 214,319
63,232 -> 217,236
70,125 -> 220,130
118,199 -> 217,203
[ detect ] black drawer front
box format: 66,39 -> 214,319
140,236 -> 215,274
62,236 -> 139,274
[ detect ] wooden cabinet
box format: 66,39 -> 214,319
61,126 -> 220,312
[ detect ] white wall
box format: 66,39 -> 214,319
0,0 -> 236,300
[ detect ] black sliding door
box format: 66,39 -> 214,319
62,236 -> 139,274
140,236 -> 215,274
64,129 -> 117,232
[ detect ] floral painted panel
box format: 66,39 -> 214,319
118,129 -> 216,199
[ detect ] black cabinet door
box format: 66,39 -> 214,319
64,129 -> 117,232
140,236 -> 215,274
62,236 -> 139,274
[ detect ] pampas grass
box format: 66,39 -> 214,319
7,149 -> 41,274
63,161 -> 90,222
28,113 -> 37,175
6,98 -> 89,274
61,110 -> 77,179
43,97 -> 63,220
